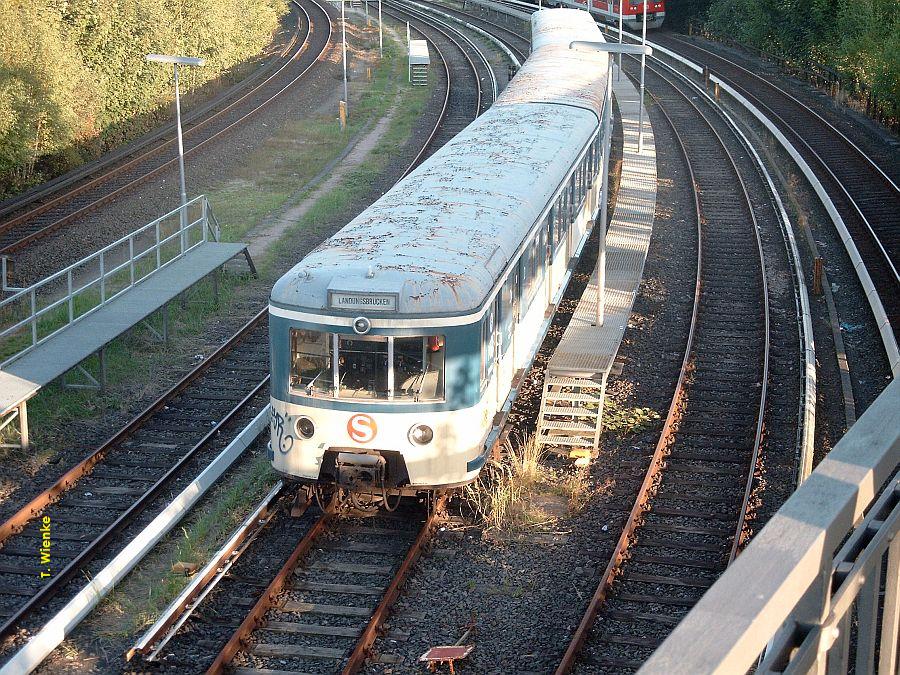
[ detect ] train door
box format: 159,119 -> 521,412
482,302 -> 498,410
496,271 -> 519,406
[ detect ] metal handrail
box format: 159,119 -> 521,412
0,195 -> 211,368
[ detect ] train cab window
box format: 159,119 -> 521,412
393,336 -> 445,401
337,335 -> 389,399
290,329 -> 333,396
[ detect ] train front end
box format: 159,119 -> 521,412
268,266 -> 492,499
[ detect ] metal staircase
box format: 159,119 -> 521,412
409,64 -> 428,86
535,374 -> 605,464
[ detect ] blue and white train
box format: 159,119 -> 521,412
268,9 -> 611,498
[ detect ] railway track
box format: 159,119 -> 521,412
0,11 -> 303,227
416,0 -> 530,62
0,309 -> 270,644
0,0 -> 333,260
556,56 -> 775,673
652,33 -> 900,338
385,0 -> 495,167
127,490 -> 444,673
206,499 -> 442,674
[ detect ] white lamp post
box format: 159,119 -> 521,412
146,54 -> 206,231
639,0 -> 648,153
569,41 -> 652,325
618,0 -> 624,79
378,0 -> 383,56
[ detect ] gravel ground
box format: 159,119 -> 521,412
363,92 -> 705,674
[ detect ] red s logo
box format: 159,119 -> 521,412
347,414 -> 377,443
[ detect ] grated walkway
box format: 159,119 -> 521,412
548,65 -> 657,379
0,242 -> 248,422
537,65 -> 656,459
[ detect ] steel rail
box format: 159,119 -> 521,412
0,1 -> 314,240
379,9 -> 453,178
665,34 -> 900,195
0,0 -> 333,256
127,482 -> 291,661
639,29 -> 817,483
0,12 -> 305,224
204,510 -> 335,674
555,56 -> 772,673
417,0 -> 530,61
603,26 -> 899,375
204,498 -> 444,675
342,495 -> 447,673
554,73 -> 704,675
386,0 -> 495,108
0,407 -> 272,675
0,306 -> 267,546
669,43 -> 900,287
381,0 -> 488,172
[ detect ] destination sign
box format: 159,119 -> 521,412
329,292 -> 397,312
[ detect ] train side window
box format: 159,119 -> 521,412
290,329 -> 333,396
521,232 -> 544,310
570,174 -> 578,215
481,302 -> 496,386
545,210 -> 554,259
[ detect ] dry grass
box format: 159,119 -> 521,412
465,435 -> 593,534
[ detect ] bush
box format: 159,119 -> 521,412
0,0 -> 286,198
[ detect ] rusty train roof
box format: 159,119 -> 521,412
271,9 -> 609,319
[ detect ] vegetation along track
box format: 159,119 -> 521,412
654,33 -> 900,336
0,0 -> 332,259
556,56 -> 786,674
0,310 -> 270,644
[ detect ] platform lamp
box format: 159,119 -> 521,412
341,0 -> 349,114
146,54 -> 206,234
569,41 -> 652,326
639,0 -> 648,153
618,0 -> 624,79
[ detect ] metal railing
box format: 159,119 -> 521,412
0,196 -> 216,369
641,378 -> 900,674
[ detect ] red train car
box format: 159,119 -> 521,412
565,0 -> 665,30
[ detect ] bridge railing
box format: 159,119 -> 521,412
641,378 -> 899,674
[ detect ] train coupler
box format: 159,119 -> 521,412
335,451 -> 386,490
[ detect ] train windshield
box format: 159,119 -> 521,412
290,329 -> 333,395
289,329 -> 444,401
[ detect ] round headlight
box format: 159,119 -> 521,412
352,316 -> 371,335
408,424 -> 433,446
296,416 -> 315,440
